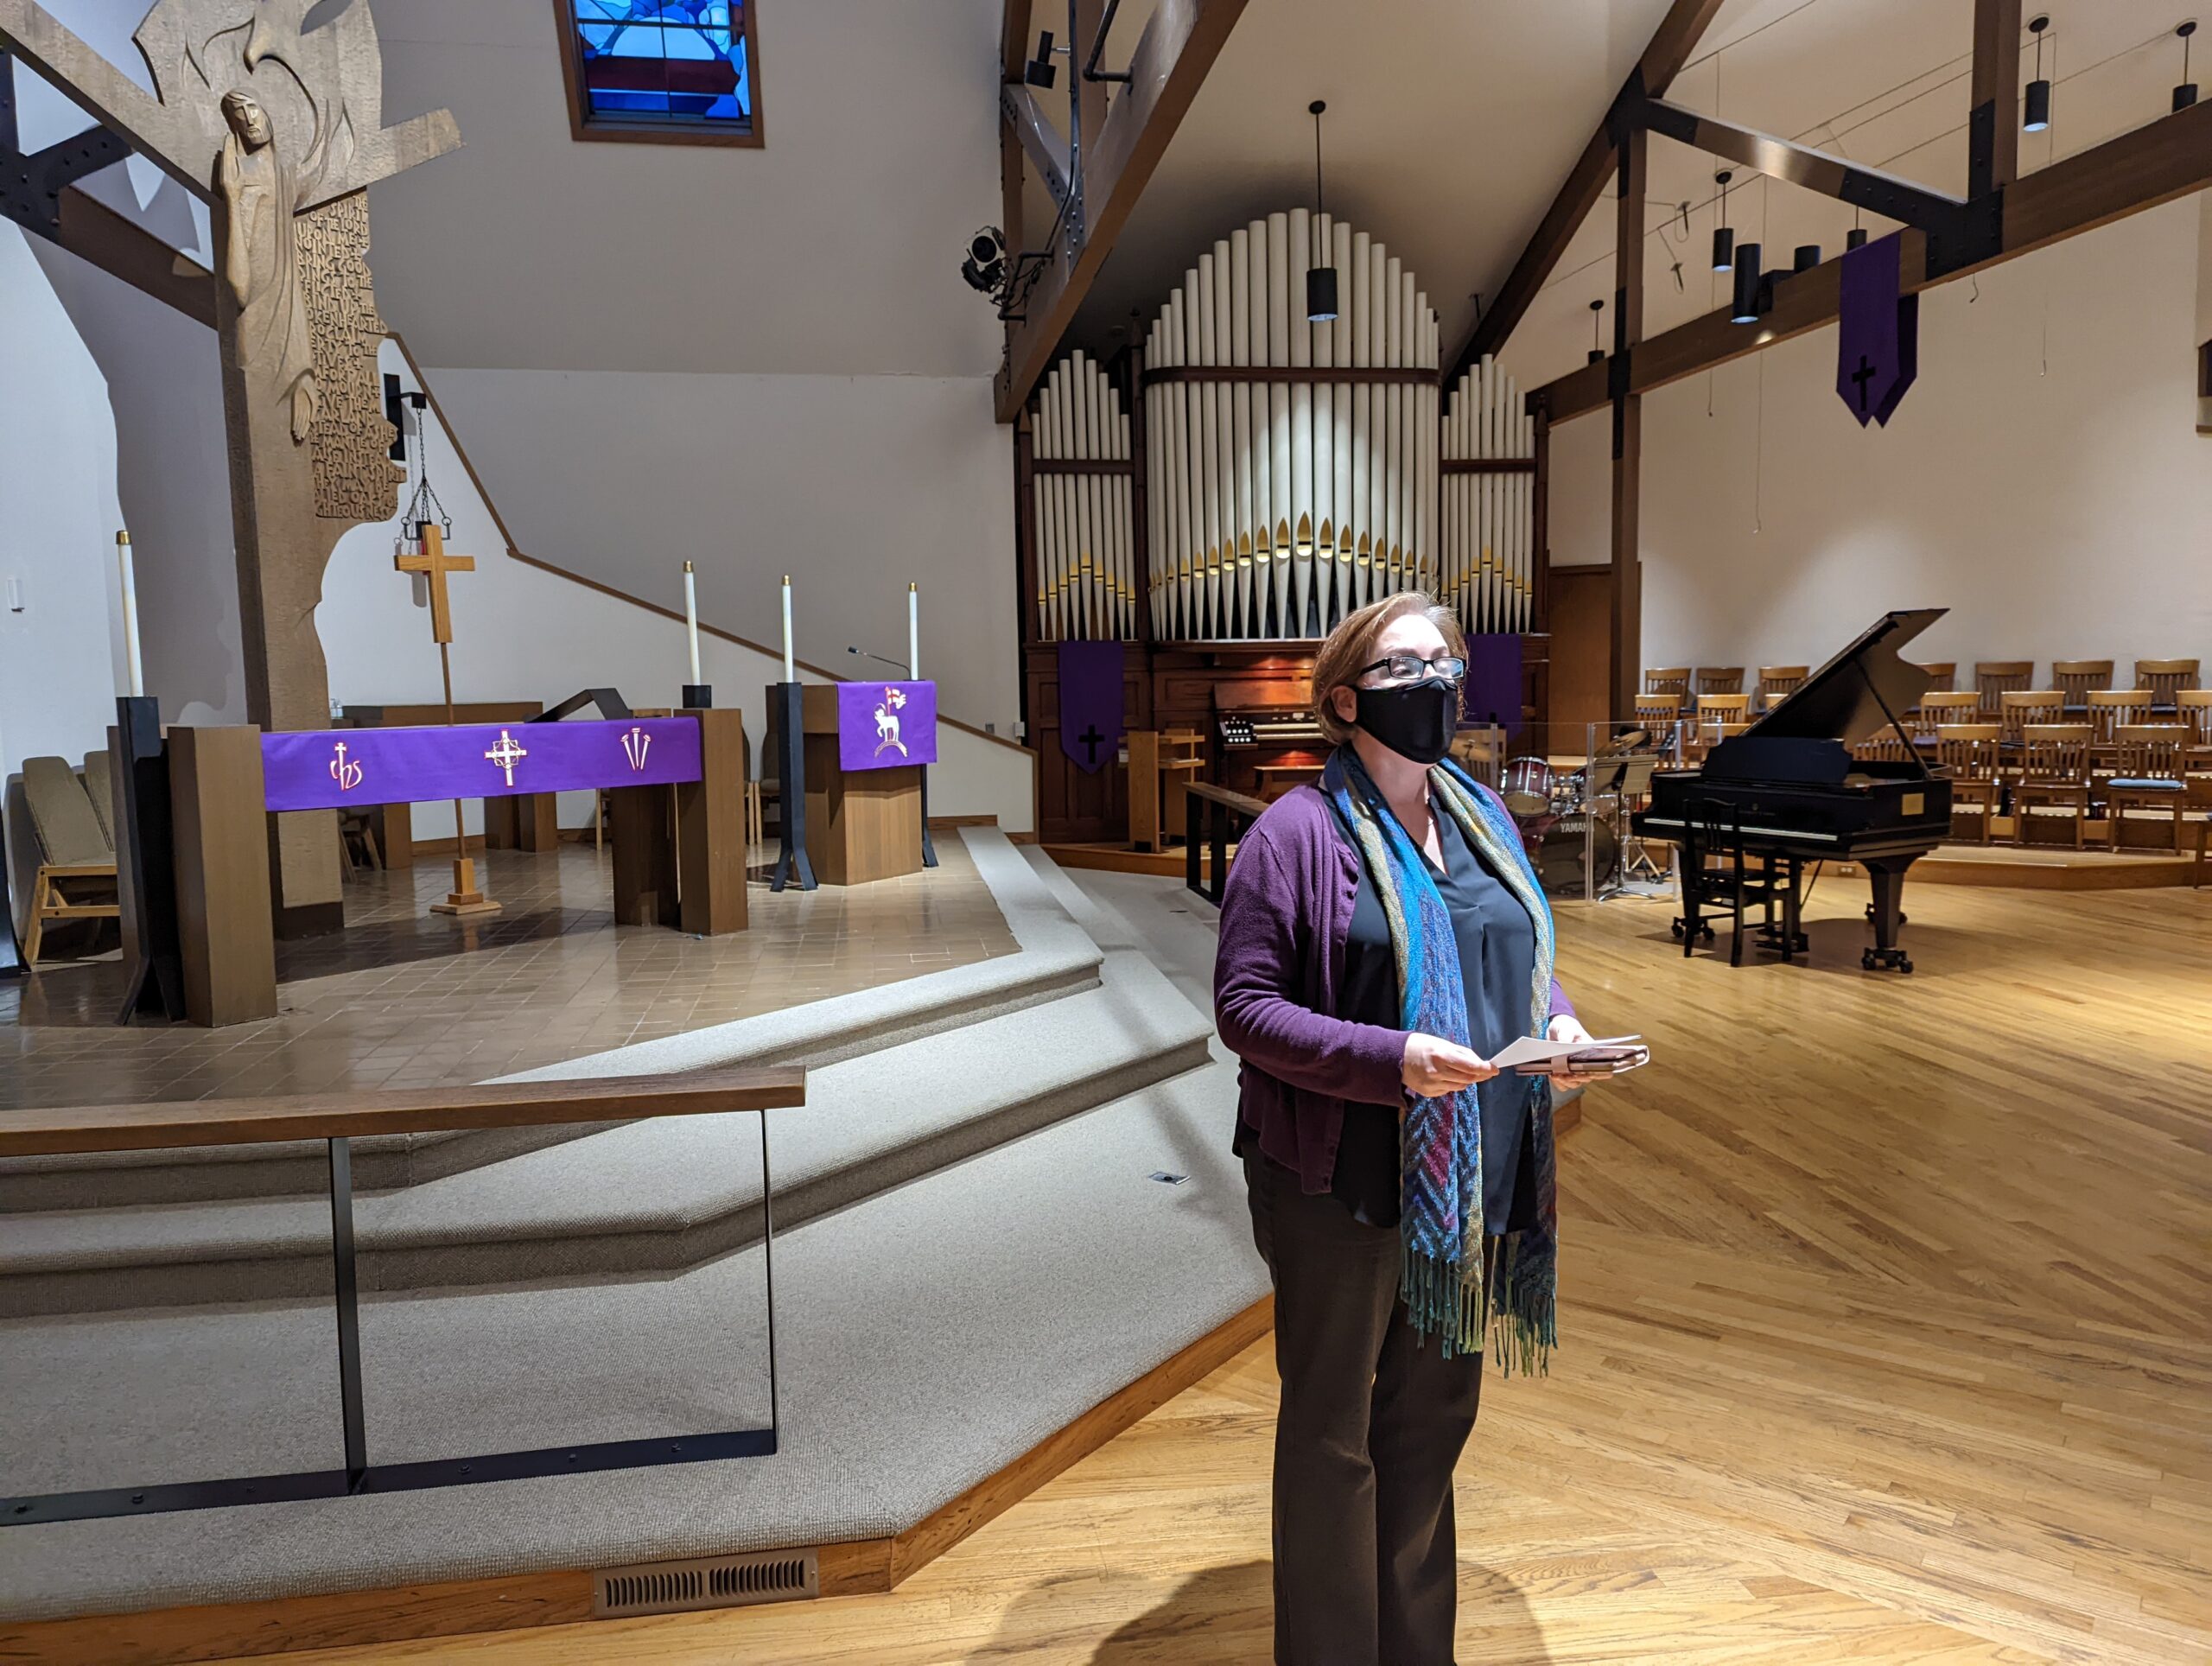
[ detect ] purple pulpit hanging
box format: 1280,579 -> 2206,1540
836,681 -> 939,773
1836,231 -> 1920,427
263,718 -> 702,812
1460,634 -> 1525,740
1057,640 -> 1126,774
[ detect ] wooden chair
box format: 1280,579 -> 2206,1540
2050,659 -> 2112,714
1997,690 -> 2063,746
337,810 -> 383,875
2105,725 -> 2189,850
1632,692 -> 1685,728
1688,695 -> 1749,762
1754,664 -> 1808,712
1644,666 -> 1691,699
1695,666 -> 1745,698
2012,724 -> 2093,849
1917,690 -> 1982,729
2133,658 -> 2201,711
1674,793 -> 1796,965
2177,690 -> 2212,767
18,755 -> 120,966
1853,734 -> 1916,764
2085,690 -> 2153,764
1973,661 -> 2035,716
1914,660 -> 1956,691
1934,723 -> 2002,843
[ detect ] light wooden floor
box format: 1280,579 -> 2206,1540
245,879 -> 2212,1665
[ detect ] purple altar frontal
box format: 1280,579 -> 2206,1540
836,680 -> 938,773
263,719 -> 702,812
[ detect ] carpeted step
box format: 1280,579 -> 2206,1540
0,950 -> 1213,1317
0,1059 -> 1267,1626
0,834 -> 1099,1215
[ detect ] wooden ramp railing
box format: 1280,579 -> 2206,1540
0,1066 -> 805,1527
1183,783 -> 1268,906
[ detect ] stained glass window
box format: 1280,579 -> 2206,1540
562,2 -> 759,142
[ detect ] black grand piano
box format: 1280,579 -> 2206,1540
1633,608 -> 1954,972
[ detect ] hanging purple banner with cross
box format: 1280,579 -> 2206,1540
1836,231 -> 1920,427
1057,640 -> 1126,774
836,680 -> 938,772
263,719 -> 702,811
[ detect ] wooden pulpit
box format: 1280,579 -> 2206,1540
798,685 -> 923,885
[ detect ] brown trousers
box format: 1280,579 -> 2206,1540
1243,1146 -> 1489,1666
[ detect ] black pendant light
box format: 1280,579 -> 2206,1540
1847,206 -> 1867,251
2024,16 -> 2052,131
2177,21 -> 2199,112
1711,169 -> 1735,270
1794,244 -> 1821,272
1587,298 -> 1606,365
1306,100 -> 1338,322
1731,243 -> 1763,324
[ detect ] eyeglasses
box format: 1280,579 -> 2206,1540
1356,652 -> 1466,685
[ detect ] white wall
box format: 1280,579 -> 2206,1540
0,226 -> 128,785
325,346 -> 1035,837
1535,195 -> 2212,683
420,366 -> 1022,737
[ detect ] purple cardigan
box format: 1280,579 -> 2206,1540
1212,781 -> 1574,1196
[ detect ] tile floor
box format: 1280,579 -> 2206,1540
1,840 -> 1016,1109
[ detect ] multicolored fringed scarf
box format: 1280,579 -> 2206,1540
1322,745 -> 1560,1375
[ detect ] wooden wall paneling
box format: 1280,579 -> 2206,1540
166,726 -> 276,1028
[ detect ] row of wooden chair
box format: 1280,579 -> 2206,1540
1853,719 -> 2209,850
1646,658 -> 2202,719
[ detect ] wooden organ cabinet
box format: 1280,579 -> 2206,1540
1018,214 -> 1550,846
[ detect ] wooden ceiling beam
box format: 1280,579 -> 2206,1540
995,0 -> 1248,423
1531,93 -> 2212,423
52,181 -> 217,327
1968,0 -> 2022,197
1443,0 -> 1728,385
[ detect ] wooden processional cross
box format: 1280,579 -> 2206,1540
395,522 -> 499,918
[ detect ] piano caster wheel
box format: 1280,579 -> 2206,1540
1861,948 -> 1914,973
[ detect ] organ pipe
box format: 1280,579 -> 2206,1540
1141,213 -> 1438,642
1030,351 -> 1135,642
1440,355 -> 1536,636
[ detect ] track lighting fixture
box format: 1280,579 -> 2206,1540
1731,242 -> 1762,325
1025,29 -> 1058,88
2024,16 -> 2052,131
2176,21 -> 2198,112
1711,170 -> 1734,270
1306,101 -> 1338,321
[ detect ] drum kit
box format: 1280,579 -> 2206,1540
1499,728 -> 1669,897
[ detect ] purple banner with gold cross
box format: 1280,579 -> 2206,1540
837,680 -> 938,773
261,719 -> 702,811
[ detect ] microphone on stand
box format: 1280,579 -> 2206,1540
846,646 -> 912,677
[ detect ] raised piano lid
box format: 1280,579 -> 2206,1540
1740,607 -> 1948,749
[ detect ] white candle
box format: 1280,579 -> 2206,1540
781,575 -> 795,684
116,531 -> 143,698
683,560 -> 702,685
908,582 -> 919,681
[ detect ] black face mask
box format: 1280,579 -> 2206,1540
1353,679 -> 1459,766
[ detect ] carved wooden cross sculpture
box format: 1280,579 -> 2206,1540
0,0 -> 460,931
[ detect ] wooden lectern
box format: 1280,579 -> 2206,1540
798,685 -> 923,885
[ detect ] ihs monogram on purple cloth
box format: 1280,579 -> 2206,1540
264,719 -> 703,812
836,681 -> 938,773
1056,640 -> 1127,774
1836,230 -> 1920,428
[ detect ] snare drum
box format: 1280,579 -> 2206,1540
1500,757 -> 1554,819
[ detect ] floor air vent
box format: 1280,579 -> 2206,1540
594,1548 -> 820,1618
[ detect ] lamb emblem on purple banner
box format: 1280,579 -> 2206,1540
874,685 -> 909,758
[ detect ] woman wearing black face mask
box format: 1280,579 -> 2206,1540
1213,592 -> 1611,1666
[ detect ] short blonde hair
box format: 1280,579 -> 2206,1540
1309,591 -> 1468,747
